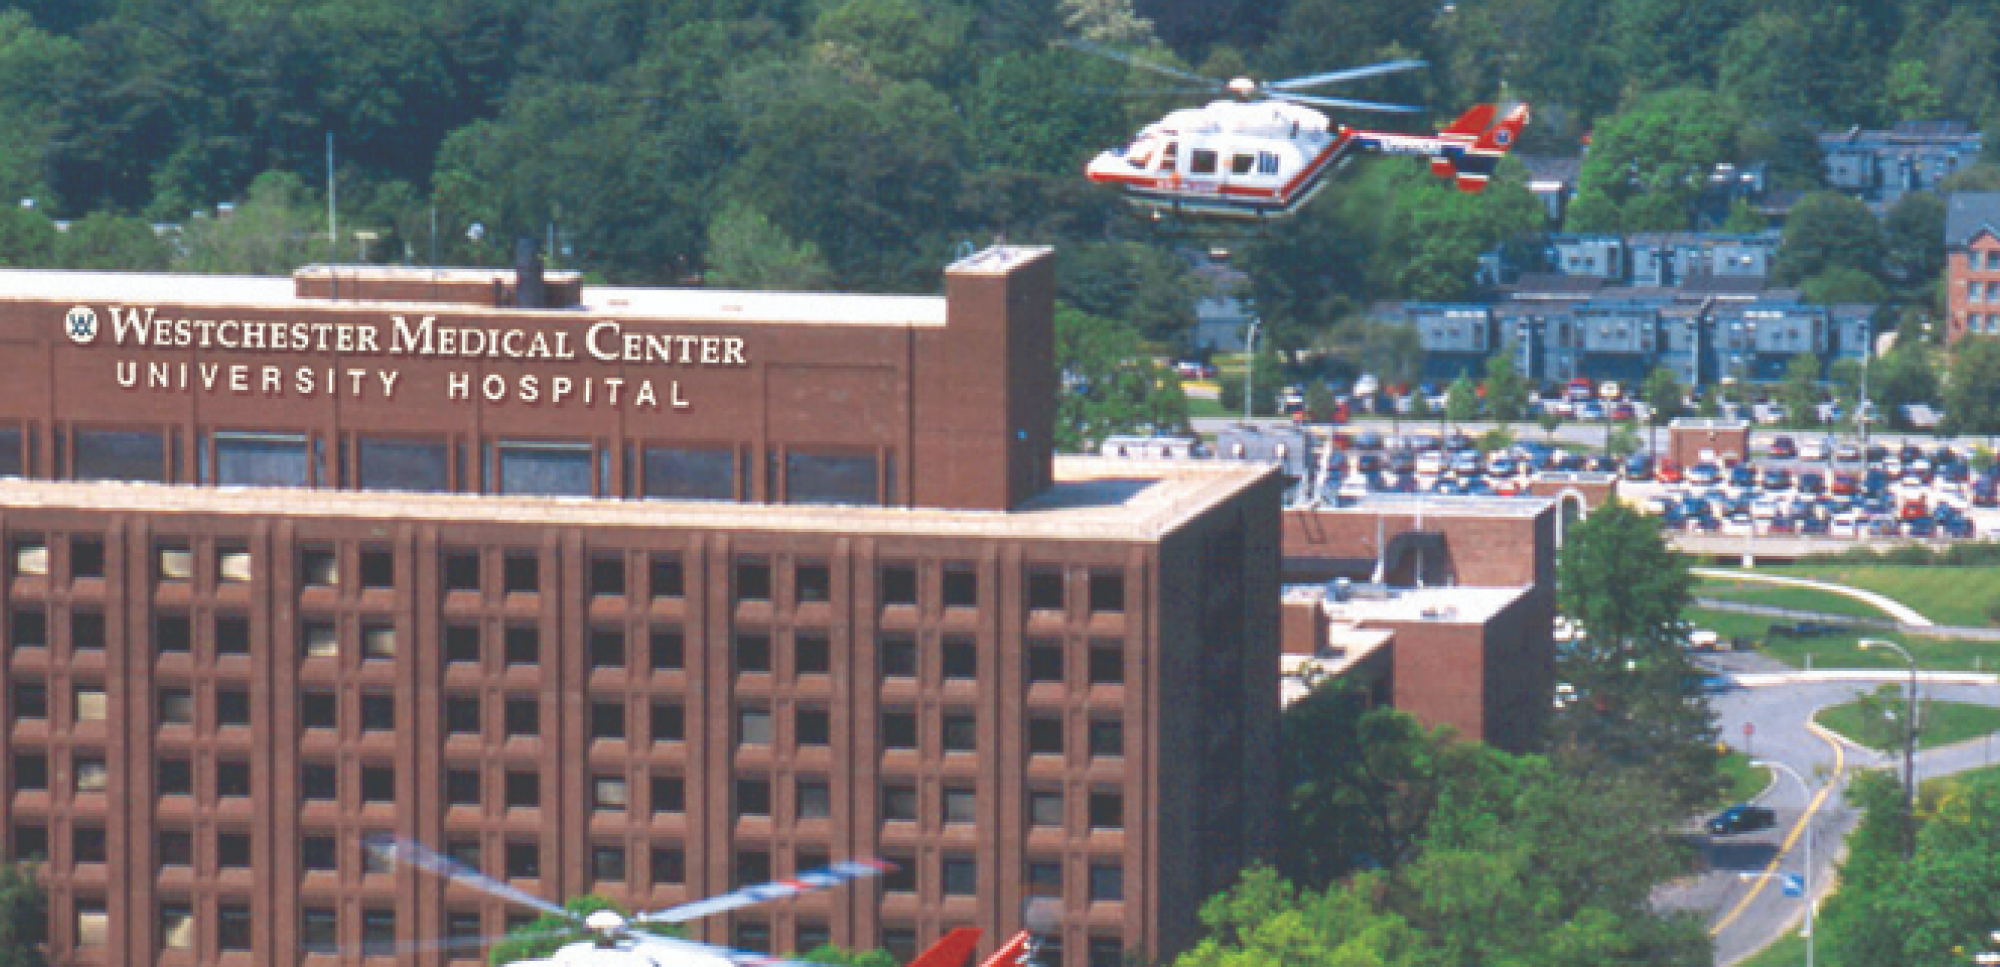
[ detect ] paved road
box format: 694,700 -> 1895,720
1691,567 -> 1933,626
1660,658 -> 2000,965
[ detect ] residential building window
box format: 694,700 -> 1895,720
735,558 -> 771,601
795,632 -> 830,675
362,910 -> 396,956
943,713 -> 977,754
444,624 -> 481,664
652,776 -> 685,814
504,626 -> 539,665
359,691 -> 395,731
590,555 -> 626,597
651,626 -> 684,670
942,566 -> 977,608
509,770 -> 545,809
442,551 -> 481,592
649,555 -> 684,598
797,708 -> 831,746
361,766 -> 396,803
74,429 -> 165,482
356,437 -> 450,492
445,770 -> 481,807
503,555 -> 539,594
299,620 -> 337,659
591,845 -> 627,883
881,711 -> 918,750
652,847 -> 685,885
1026,568 -> 1064,611
158,830 -> 194,867
1090,863 -> 1124,902
795,563 -> 831,604
737,778 -> 772,817
1089,790 -> 1124,830
642,446 -> 736,501
1088,572 -> 1124,613
216,761 -> 251,798
1089,642 -> 1125,685
590,701 -> 626,741
505,697 -> 539,737
445,695 -> 481,734
358,549 -> 395,589
155,613 -> 193,654
652,702 -> 685,742
496,440 -> 592,496
1026,642 -> 1064,684
11,682 -> 44,720
217,832 -> 251,867
879,564 -> 917,607
593,776 -> 629,811
1026,860 -> 1062,898
882,784 -> 918,823
505,841 -> 540,879
941,636 -> 977,680
797,779 -> 830,820
880,633 -> 917,678
215,615 -> 250,655
1028,789 -> 1063,828
73,827 -> 106,863
157,758 -> 193,795
942,786 -> 977,825
739,707 -> 773,746
736,631 -> 772,673
943,856 -> 977,896
300,690 -> 337,730
11,753 -> 46,791
1090,718 -> 1124,758
219,904 -> 253,951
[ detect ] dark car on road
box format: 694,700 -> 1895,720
1707,804 -> 1777,836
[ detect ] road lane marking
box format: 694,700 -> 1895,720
1710,719 -> 1847,937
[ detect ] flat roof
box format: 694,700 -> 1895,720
0,455 -> 1272,544
1315,492 -> 1553,519
1288,582 -> 1531,626
0,266 -> 951,328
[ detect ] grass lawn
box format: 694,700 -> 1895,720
1756,563 -> 2000,628
1694,576 -> 1895,621
1681,606 -> 2000,673
1716,749 -> 1771,807
1737,930 -> 1807,967
1814,684 -> 2000,751
1185,394 -> 1229,419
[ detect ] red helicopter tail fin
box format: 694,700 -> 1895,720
978,931 -> 1036,967
1448,103 -> 1530,192
908,927 -> 983,967
1431,104 -> 1497,178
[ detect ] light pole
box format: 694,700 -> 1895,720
1753,759 -> 1818,967
1242,317 -> 1261,422
1859,638 -> 1919,857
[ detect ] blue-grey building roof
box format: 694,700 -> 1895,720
1945,191 -> 2000,248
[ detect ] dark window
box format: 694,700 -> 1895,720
0,426 -> 19,478
360,691 -> 395,731
1027,569 -> 1064,611
158,830 -> 193,866
589,628 -> 625,669
356,437 -> 450,492
214,432 -> 309,486
590,556 -> 625,596
591,701 -> 626,740
942,786 -> 977,825
1027,642 -> 1064,683
299,619 -> 338,658
73,827 -> 106,863
882,784 -> 918,822
940,635 -> 980,679
216,761 -> 251,798
444,840 -> 481,870
737,778 -> 772,817
943,856 -> 977,896
882,927 -> 918,960
735,849 -> 771,888
1090,643 -> 1125,685
879,634 -> 917,678
158,758 -> 193,796
1230,152 -> 1256,175
784,450 -> 878,505
153,615 -> 192,655
445,770 -> 481,806
651,703 -> 684,742
445,695 -> 481,734
74,429 -> 164,482
301,908 -> 338,954
504,626 -> 539,665
943,713 -> 977,753
444,911 -> 481,949
650,627 -> 684,670
10,824 -> 46,861
217,688 -> 250,726
300,763 -> 336,801
300,690 -> 337,730
642,446 -> 736,501
362,910 -> 396,956
442,552 -> 480,592
797,924 -> 831,954
444,624 -> 481,664
300,548 -> 337,587
881,711 -> 918,751
76,758 -> 108,793
736,632 -> 772,673
497,441 -> 592,496
219,905 -> 253,951
505,771 -> 540,809
1027,860 -> 1062,898
797,779 -> 830,819
1028,717 -> 1064,756
504,697 -> 539,737
217,832 -> 252,867
1088,937 -> 1124,967
359,549 -> 394,589
214,615 -> 250,655
591,845 -> 626,882
879,564 -> 917,607
881,857 -> 916,894
942,566 -> 977,608
1190,147 -> 1218,174
505,841 -> 540,879
796,708 -> 831,746
795,632 -> 830,675
735,558 -> 771,601
795,563 -> 831,604
1090,863 -> 1124,902
503,555 -> 539,594
71,611 -> 104,651
11,682 -> 45,719
652,846 -> 685,884
652,776 -> 685,814
10,608 -> 46,649
11,754 -> 45,790
649,555 -> 684,598
70,538 -> 105,579
736,921 -> 771,954
1089,572 -> 1125,613
1089,790 -> 1124,830
1090,718 -> 1124,758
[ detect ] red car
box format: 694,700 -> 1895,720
1831,473 -> 1858,496
1656,459 -> 1683,484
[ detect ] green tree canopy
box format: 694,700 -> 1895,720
1943,336 -> 2000,436
1774,191 -> 1886,286
1482,349 -> 1530,424
0,861 -> 45,967
1779,351 -> 1822,428
1054,305 -> 1190,450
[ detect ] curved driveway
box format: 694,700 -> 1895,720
1691,567 -> 1934,627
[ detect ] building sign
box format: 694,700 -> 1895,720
69,306 -> 750,411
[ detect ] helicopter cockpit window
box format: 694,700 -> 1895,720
1257,152 -> 1280,175
1160,142 -> 1178,169
1127,145 -> 1154,169
1190,149 -> 1218,175
1230,154 -> 1257,175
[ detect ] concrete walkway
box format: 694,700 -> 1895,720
1692,567 -> 1934,627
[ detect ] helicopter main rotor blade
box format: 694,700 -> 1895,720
1275,91 -> 1426,113
1060,38 -> 1220,89
1268,59 -> 1427,91
635,859 -> 893,924
365,836 -> 573,920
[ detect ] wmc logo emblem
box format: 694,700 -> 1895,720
64,306 -> 99,345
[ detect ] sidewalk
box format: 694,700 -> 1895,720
1692,567 -> 1933,626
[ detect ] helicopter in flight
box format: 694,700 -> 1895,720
366,837 -> 1035,966
1075,42 -> 1530,220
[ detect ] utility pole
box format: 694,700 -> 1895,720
326,133 -> 337,262
1243,318 -> 1261,422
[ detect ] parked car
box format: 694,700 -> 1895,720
1656,459 -> 1683,484
1797,471 -> 1826,495
1624,453 -> 1654,480
1707,804 -> 1777,836
1687,462 -> 1721,486
1761,466 -> 1793,491
1768,435 -> 1797,459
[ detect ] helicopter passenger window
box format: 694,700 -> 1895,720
1190,149 -> 1218,175
1257,152 -> 1280,175
1231,154 -> 1256,175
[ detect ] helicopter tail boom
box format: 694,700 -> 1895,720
1438,103 -> 1530,192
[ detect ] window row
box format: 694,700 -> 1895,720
10,753 -> 252,798
11,824 -> 253,870
11,682 -> 251,728
69,899 -> 256,954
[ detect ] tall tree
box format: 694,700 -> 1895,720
1640,366 -> 1682,456
1943,337 -> 2000,438
1573,89 -> 1741,232
1884,191 -> 1947,285
1780,352 -> 1822,429
1553,499 -> 1720,812
1482,349 -> 1530,425
0,861 -> 45,967
1873,340 -> 1942,429
1055,305 -> 1190,451
1774,191 -> 1886,286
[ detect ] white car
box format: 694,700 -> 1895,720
1830,513 -> 1860,538
1799,437 -> 1829,461
1750,498 -> 1778,520
1720,515 -> 1755,536
1338,474 -> 1373,500
1353,374 -> 1380,397
1415,452 -> 1446,476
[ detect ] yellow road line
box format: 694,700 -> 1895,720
1710,719 -> 1848,936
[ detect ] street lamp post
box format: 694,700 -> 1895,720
1753,759 -> 1818,967
1859,638 -> 1919,857
1243,318 -> 1261,422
